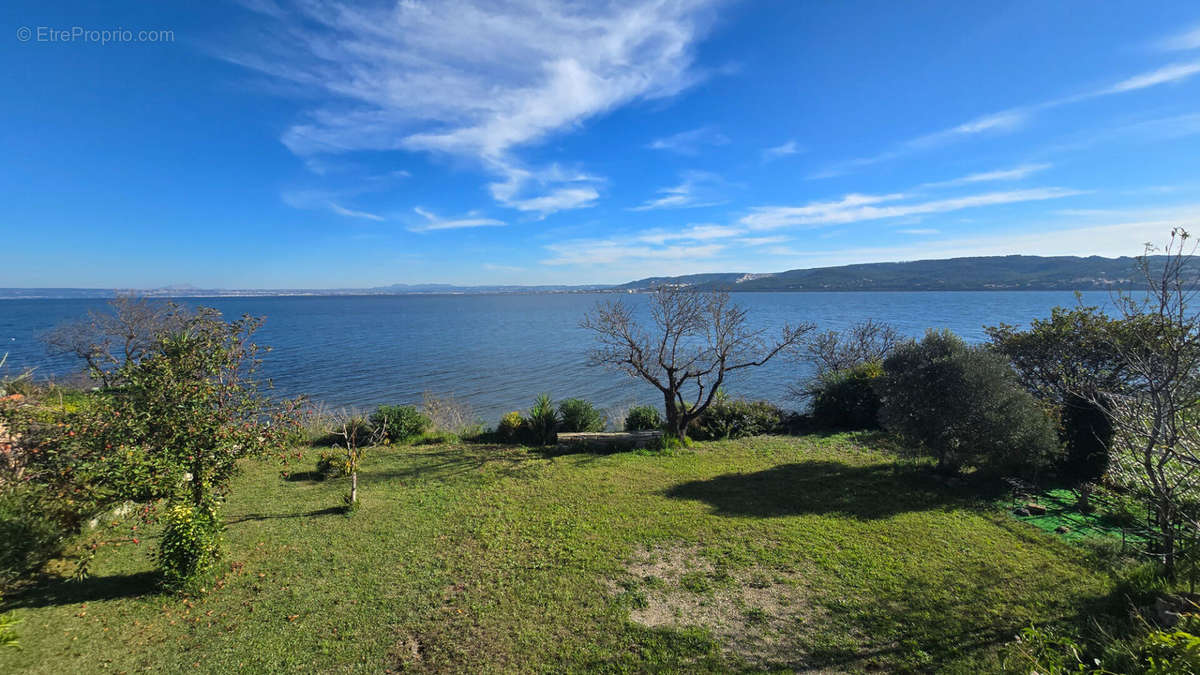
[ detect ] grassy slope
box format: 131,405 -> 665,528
2,434 -> 1115,673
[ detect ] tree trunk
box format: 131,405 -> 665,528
664,393 -> 682,439
350,470 -> 358,504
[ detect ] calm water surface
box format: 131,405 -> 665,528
0,292 -> 1112,423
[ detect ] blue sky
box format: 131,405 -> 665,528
3,1 -> 1200,288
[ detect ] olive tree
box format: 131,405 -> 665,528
581,287 -> 813,440
877,330 -> 1059,475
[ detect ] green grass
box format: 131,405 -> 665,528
1,434 -> 1119,673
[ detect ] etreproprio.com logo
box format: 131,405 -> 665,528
17,26 -> 175,45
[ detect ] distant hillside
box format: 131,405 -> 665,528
620,255 -> 1163,292
0,255 -> 1178,299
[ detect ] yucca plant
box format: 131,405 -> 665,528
526,394 -> 558,445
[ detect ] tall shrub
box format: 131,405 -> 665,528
369,405 -> 429,442
557,398 -> 605,433
877,330 -> 1059,475
624,405 -> 663,432
692,392 -> 785,440
808,361 -> 884,429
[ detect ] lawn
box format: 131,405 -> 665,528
1,433 -> 1118,673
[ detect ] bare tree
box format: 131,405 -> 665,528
326,410 -> 385,507
1088,228 -> 1200,577
581,287 -> 813,440
805,319 -> 901,377
42,295 -> 187,386
790,319 -> 900,401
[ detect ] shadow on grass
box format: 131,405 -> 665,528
282,470 -> 325,482
225,506 -> 345,524
5,571 -> 160,609
360,444 -> 540,483
663,460 -> 977,520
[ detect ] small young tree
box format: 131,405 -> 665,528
93,308 -> 301,586
1087,229 -> 1200,578
327,410 -> 384,507
582,287 -> 813,440
877,330 -> 1059,475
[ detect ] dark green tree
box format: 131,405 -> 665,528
878,330 -> 1059,475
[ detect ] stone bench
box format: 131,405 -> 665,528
556,430 -> 663,451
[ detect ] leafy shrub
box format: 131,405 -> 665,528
809,361 -> 884,429
315,450 -> 349,479
557,398 -> 605,433
646,433 -> 693,454
526,394 -> 558,445
497,411 -> 526,442
0,485 -> 67,585
692,395 -> 785,440
369,405 -> 428,443
624,405 -> 663,432
877,330 -> 1060,475
155,503 -> 221,592
0,599 -> 18,649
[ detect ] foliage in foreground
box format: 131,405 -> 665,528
1,307 -> 300,590
623,405 -> 663,432
878,329 -> 1060,475
1005,616 -> 1200,674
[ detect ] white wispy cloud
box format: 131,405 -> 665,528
543,239 -> 726,266
631,171 -> 727,211
646,126 -> 730,155
409,207 -> 506,232
328,202 -> 385,221
897,228 -> 939,235
736,235 -> 789,246
920,163 -> 1051,189
816,56 -> 1200,178
636,223 -> 744,244
281,188 -> 386,221
813,111 -> 1029,178
1098,61 -> 1200,95
1159,25 -> 1200,51
229,0 -> 719,214
761,139 -> 801,161
740,187 -> 1083,230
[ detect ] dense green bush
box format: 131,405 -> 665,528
624,405 -> 663,432
526,394 -> 558,445
155,503 -> 221,592
877,330 -> 1060,475
0,485 -> 67,585
809,361 -> 884,429
986,305 -> 1132,486
497,411 -> 526,442
369,405 -> 429,443
692,395 -> 785,440
557,398 -> 605,433
315,450 -> 349,479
